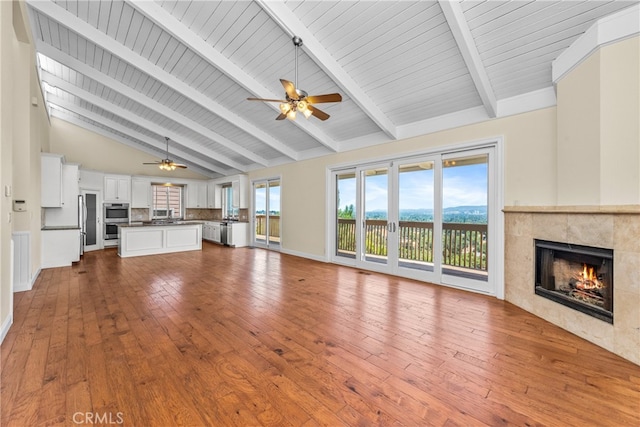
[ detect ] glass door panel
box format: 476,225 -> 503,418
268,180 -> 281,249
361,166 -> 389,267
335,171 -> 357,260
253,182 -> 267,246
397,161 -> 435,272
441,153 -> 489,286
253,179 -> 281,250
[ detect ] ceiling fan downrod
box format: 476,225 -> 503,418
292,36 -> 302,89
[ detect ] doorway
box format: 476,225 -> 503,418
252,178 -> 281,250
331,143 -> 500,295
81,189 -> 102,252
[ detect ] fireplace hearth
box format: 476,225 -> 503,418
535,240 -> 613,323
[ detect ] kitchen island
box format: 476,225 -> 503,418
118,221 -> 202,258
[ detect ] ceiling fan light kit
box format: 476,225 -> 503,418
247,36 -> 342,121
143,137 -> 187,171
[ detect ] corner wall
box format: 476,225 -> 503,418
248,108 -> 557,259
1,0 -> 50,342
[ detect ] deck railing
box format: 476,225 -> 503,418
337,219 -> 487,272
255,215 -> 280,240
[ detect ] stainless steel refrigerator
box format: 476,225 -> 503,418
78,194 -> 85,257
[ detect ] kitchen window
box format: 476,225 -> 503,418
152,184 -> 184,219
222,184 -> 238,219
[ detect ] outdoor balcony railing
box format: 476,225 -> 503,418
255,216 -> 487,273
337,219 -> 487,272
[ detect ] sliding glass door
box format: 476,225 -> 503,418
331,146 -> 497,295
252,178 -> 281,250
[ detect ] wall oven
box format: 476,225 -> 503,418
104,203 -> 129,241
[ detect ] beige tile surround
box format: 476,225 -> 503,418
504,206 -> 640,365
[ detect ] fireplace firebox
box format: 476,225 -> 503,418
535,240 -> 613,323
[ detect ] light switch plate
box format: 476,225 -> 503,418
4,185 -> 11,197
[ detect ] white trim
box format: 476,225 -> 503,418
0,314 -> 13,345
496,87 -> 557,118
279,247 -> 327,263
326,136 -> 505,299
553,4 -> 640,83
396,106 -> 490,141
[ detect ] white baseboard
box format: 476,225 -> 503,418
0,313 -> 13,345
279,247 -> 327,263
14,268 -> 40,293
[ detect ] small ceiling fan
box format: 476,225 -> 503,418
247,36 -> 342,121
143,137 -> 187,170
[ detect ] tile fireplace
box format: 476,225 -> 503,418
534,240 -> 613,323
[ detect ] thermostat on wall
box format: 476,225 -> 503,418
13,200 -> 27,212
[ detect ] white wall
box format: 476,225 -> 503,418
248,107 -> 558,258
49,118 -> 209,180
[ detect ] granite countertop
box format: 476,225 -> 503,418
119,221 -> 204,228
42,225 -> 80,231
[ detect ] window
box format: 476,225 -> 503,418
221,184 -> 237,219
152,184 -> 184,219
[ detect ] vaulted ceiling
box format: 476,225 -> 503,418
27,0 -> 637,178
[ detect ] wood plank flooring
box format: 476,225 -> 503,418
2,243 -> 639,426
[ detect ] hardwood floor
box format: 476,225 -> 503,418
2,242 -> 639,426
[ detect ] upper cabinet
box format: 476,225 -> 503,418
104,175 -> 131,202
186,182 -> 208,208
207,181 -> 221,209
233,175 -> 248,208
131,177 -> 151,208
41,153 -> 64,207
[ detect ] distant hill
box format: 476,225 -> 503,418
364,206 -> 487,223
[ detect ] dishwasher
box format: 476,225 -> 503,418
220,222 -> 230,246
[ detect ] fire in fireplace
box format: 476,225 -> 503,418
535,240 -> 613,323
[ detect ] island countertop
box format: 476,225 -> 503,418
118,222 -> 202,258
119,221 -> 204,228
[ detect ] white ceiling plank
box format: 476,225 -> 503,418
36,43 -> 269,167
47,96 -> 230,176
41,70 -> 248,173
27,0 -> 298,162
125,0 -> 339,153
438,0 -> 497,118
256,0 -> 398,140
50,109 -> 219,178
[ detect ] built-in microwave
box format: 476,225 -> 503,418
104,203 -> 129,223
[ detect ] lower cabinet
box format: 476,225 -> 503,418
203,222 -> 221,244
42,229 -> 81,268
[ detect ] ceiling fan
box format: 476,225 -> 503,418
247,36 -> 342,121
143,137 -> 187,170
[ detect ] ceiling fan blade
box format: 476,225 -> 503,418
280,79 -> 299,100
247,97 -> 287,102
143,162 -> 161,165
173,164 -> 188,169
276,113 -> 286,120
308,105 -> 330,121
306,93 -> 342,104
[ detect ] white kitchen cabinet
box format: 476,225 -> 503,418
104,175 -> 131,202
231,175 -> 248,209
131,178 -> 151,208
41,228 -> 81,268
229,222 -> 248,247
187,182 -> 208,208
207,181 -> 221,208
202,223 -> 212,241
43,164 -> 79,227
41,153 -> 64,207
211,222 -> 221,243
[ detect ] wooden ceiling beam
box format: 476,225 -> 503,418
127,0 -> 340,153
28,0 -> 300,163
439,0 -> 497,118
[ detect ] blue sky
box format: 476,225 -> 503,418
338,163 -> 488,211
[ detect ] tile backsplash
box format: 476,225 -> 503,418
185,208 -> 216,220
130,208 -> 149,222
